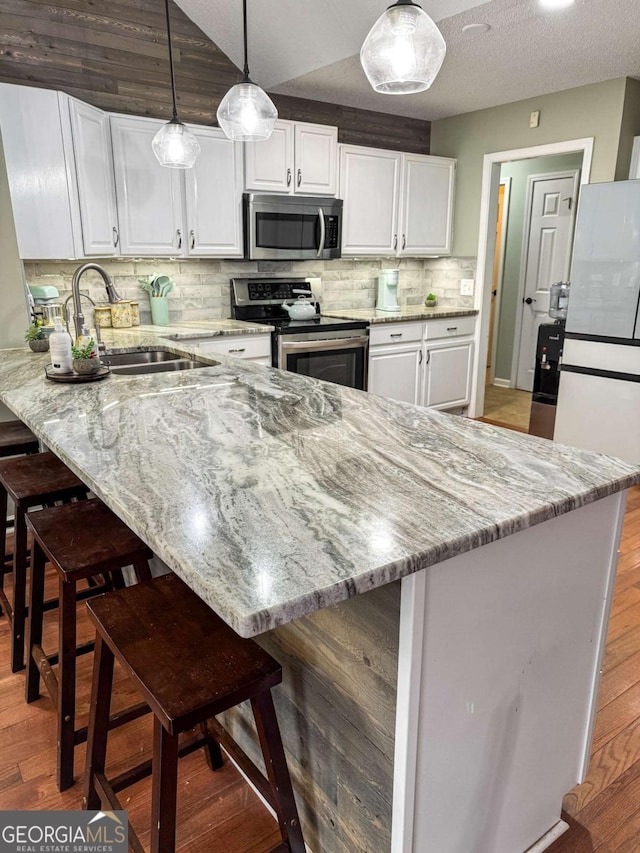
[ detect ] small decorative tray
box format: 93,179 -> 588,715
44,365 -> 111,383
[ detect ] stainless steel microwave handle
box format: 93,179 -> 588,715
281,335 -> 369,353
317,208 -> 326,258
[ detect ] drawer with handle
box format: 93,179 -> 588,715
370,322 -> 423,347
191,335 -> 271,360
424,316 -> 476,341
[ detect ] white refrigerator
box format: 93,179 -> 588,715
554,179 -> 640,463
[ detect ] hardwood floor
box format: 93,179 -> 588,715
1,487 -> 639,852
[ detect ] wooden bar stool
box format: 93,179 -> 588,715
82,573 -> 306,853
0,419 -> 39,572
0,451 -> 88,672
25,500 -> 153,791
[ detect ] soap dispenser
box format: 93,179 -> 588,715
49,316 -> 73,374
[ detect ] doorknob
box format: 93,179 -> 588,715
492,289 -> 497,297
523,297 -> 536,305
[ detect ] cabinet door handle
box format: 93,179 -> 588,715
419,350 -> 423,364
190,229 -> 195,250
176,229 -> 182,249
112,226 -> 119,247
390,333 -> 402,340
447,326 -> 458,332
297,168 -> 302,187
393,234 -> 398,250
287,168 -> 292,187
228,348 -> 246,354
402,234 -> 406,250
426,350 -> 431,364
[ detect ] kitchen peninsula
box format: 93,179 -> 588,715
0,325 -> 638,853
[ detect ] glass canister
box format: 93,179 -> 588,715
130,302 -> 140,326
93,306 -> 113,328
111,300 -> 132,328
549,281 -> 571,321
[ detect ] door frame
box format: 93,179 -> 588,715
488,176 -> 511,385
510,168 -> 581,390
469,137 -> 594,419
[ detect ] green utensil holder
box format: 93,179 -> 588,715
150,296 -> 169,326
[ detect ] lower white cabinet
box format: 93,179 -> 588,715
368,319 -> 475,411
185,335 -> 272,365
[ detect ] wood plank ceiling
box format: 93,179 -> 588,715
0,0 -> 431,154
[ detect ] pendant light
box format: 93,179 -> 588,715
216,0 -> 278,142
360,0 -> 446,95
152,0 -> 201,168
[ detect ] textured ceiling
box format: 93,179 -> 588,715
174,0 -> 640,121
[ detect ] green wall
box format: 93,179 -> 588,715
430,79 -> 629,256
494,153 -> 584,381
616,78 -> 640,180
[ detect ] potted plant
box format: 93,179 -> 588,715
71,339 -> 101,375
25,319 -> 49,352
425,292 -> 438,308
139,274 -> 174,326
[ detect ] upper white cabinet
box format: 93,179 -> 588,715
0,83 -> 81,259
184,126 -> 243,257
68,98 -> 119,257
340,144 -> 455,257
110,115 -> 184,256
245,120 -> 337,196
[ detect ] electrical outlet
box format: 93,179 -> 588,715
530,110 -> 540,128
460,278 -> 475,296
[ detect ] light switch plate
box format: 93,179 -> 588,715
530,110 -> 541,128
460,278 -> 475,296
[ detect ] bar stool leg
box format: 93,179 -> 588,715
11,505 -> 28,672
25,539 -> 46,704
82,634 -> 115,811
150,718 -> 179,853
132,556 -> 153,584
251,691 -> 306,853
0,485 -> 7,602
58,577 -> 78,791
199,722 -> 224,771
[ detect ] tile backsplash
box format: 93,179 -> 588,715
23,257 -> 476,325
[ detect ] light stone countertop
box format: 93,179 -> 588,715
0,334 -> 638,637
322,307 -> 478,323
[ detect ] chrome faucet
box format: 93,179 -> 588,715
70,263 -> 121,339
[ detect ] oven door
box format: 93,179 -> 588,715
278,335 -> 369,390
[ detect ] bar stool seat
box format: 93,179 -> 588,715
25,500 -> 153,792
0,420 -> 39,458
83,573 -> 306,853
0,451 -> 88,672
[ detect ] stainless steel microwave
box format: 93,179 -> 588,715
243,193 -> 343,261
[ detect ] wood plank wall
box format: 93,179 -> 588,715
0,0 -> 431,154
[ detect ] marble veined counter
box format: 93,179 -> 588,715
322,306 -> 478,323
0,329 -> 637,639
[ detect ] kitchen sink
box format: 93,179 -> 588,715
110,359 -> 212,376
101,349 -> 181,366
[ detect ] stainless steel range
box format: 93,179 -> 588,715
231,278 -> 369,390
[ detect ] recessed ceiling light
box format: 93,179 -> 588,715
462,23 -> 492,35
539,0 -> 575,9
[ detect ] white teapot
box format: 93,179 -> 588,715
281,296 -> 317,320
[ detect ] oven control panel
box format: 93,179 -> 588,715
246,281 -> 312,301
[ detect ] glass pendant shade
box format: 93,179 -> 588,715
152,118 -> 201,168
360,1 -> 446,95
217,81 -> 278,142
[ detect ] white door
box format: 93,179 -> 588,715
516,172 -> 579,391
399,155 -> 455,256
368,344 -> 422,405
424,341 -> 474,410
184,127 -> 243,257
110,115 -> 184,256
340,146 -> 401,256
68,99 -> 119,257
294,123 -> 337,196
245,120 -> 294,193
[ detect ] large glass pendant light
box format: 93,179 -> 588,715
216,0 -> 278,142
360,0 -> 446,95
152,0 -> 201,168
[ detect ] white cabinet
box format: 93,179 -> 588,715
184,126 -> 243,257
368,318 -> 475,411
0,83 -> 81,259
111,116 -> 244,258
183,334 -> 272,365
245,120 -> 337,196
340,144 -> 455,257
68,98 -> 119,257
110,115 -> 183,256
